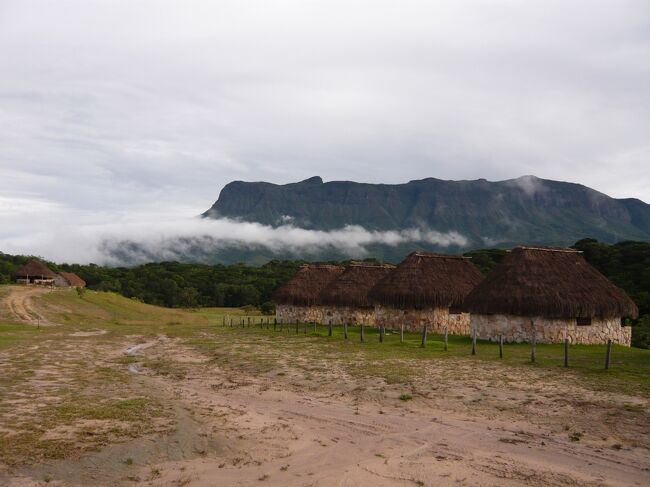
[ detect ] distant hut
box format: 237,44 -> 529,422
273,264 -> 344,324
462,246 -> 638,345
56,272 -> 86,288
369,252 -> 484,334
14,260 -> 58,286
319,263 -> 396,325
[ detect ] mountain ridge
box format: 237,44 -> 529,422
203,175 -> 650,249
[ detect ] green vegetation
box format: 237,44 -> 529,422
1,238 -> 648,345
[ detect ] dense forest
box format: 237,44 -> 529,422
1,239 -> 649,346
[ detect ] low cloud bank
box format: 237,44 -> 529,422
0,213 -> 469,265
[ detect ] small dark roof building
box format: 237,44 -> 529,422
58,272 -> 87,288
14,260 -> 58,282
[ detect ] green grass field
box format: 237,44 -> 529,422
2,287 -> 650,397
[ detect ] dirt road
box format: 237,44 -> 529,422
1,286 -> 53,325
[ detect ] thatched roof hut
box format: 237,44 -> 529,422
320,263 -> 395,308
59,271 -> 86,288
14,260 -> 58,280
368,252 -> 484,309
272,264 -> 344,306
463,246 -> 638,319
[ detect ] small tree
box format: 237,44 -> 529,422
260,301 -> 276,315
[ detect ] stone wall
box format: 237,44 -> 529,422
275,304 -> 376,325
471,314 -> 631,346
374,306 -> 471,335
276,304 -> 472,335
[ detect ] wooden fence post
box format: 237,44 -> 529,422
530,324 -> 537,363
400,324 -> 404,343
379,325 -> 384,343
248,317 -> 251,327
420,324 -> 427,348
344,322 -> 348,340
605,339 -> 612,370
328,320 -> 333,337
360,324 -> 365,342
471,328 -> 477,355
498,334 -> 503,359
273,318 -> 277,332
444,327 -> 449,352
564,338 -> 569,367
230,318 -> 233,327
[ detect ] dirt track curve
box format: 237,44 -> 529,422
2,286 -> 52,325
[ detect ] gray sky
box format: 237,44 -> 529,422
1,0 -> 649,262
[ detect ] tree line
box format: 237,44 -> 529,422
1,239 -> 648,346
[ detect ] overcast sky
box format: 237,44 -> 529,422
1,0 -> 649,262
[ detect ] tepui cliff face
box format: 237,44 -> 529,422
204,175 -> 650,248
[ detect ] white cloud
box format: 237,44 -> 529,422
0,201 -> 468,264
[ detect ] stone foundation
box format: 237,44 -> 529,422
276,304 -> 471,335
275,304 -> 376,325
471,314 -> 631,346
374,306 -> 471,335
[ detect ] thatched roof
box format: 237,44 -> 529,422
463,246 -> 639,319
59,271 -> 86,288
368,252 -> 484,309
272,264 -> 344,306
320,263 -> 396,308
14,260 -> 57,279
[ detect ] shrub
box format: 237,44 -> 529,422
260,301 -> 276,315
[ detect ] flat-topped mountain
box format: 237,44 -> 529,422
203,175 -> 650,248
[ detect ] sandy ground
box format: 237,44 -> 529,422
1,287 -> 649,486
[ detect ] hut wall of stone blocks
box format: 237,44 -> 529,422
374,306 -> 471,335
471,314 -> 631,346
276,304 -> 378,326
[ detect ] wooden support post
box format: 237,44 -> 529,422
530,323 -> 537,363
230,318 -> 233,327
247,317 -> 250,327
564,338 -> 569,368
444,327 -> 449,352
314,322 -> 317,334
360,324 -> 365,343
605,339 -> 612,370
379,325 -> 384,343
499,334 -> 503,359
420,324 -> 427,348
471,329 -> 477,355
400,324 -> 404,343
328,320 -> 333,337
344,322 -> 348,340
